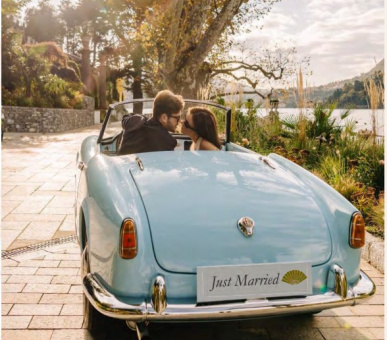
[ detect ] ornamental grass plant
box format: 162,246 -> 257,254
221,78 -> 384,239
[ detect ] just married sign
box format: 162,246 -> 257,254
197,262 -> 312,303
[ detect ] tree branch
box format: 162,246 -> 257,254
216,70 -> 260,90
213,61 -> 285,79
187,0 -> 244,68
210,90 -> 268,100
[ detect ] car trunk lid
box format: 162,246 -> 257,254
130,151 -> 332,274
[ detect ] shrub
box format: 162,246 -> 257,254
353,145 -> 384,193
2,41 -> 83,109
317,156 -> 358,199
367,193 -> 384,239
218,96 -> 384,238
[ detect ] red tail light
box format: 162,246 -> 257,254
120,219 -> 137,259
350,212 -> 365,248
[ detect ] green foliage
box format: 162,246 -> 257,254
306,102 -> 348,139
24,2 -> 64,44
316,156 -> 358,200
68,60 -> 81,79
221,97 -> 384,238
325,72 -> 384,109
2,42 -> 83,109
2,0 -> 28,15
353,145 -> 385,192
367,195 -> 384,238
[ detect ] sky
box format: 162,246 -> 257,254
26,0 -> 384,87
238,0 -> 384,86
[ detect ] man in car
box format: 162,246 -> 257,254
118,90 -> 184,155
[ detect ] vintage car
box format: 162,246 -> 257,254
75,98 -> 375,339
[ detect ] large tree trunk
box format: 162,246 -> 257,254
166,62 -> 212,99
81,35 -> 93,94
159,0 -> 244,99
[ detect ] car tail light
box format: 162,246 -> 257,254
350,212 -> 365,248
120,219 -> 137,259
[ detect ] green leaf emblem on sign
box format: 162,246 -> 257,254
282,270 -> 307,285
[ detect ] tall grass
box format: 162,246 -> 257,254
295,68 -> 307,149
219,68 -> 384,239
364,73 -> 384,145
315,156 -> 359,200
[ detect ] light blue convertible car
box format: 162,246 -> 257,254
75,99 -> 375,339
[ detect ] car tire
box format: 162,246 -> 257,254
303,310 -> 322,316
82,242 -> 108,333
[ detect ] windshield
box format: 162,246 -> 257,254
100,99 -> 228,142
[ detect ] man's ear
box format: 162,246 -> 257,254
159,113 -> 168,127
159,113 -> 168,123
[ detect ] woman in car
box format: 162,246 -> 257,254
181,107 -> 221,151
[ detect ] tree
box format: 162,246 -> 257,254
138,0 -> 282,98
210,43 -> 308,100
24,1 -> 64,43
42,0 -> 300,102
2,0 -> 28,16
105,0 -> 152,95
2,0 -> 29,92
58,0 -> 82,55
104,0 -> 285,99
75,0 -> 112,67
25,1 -> 63,43
2,43 -> 84,108
354,80 -> 363,92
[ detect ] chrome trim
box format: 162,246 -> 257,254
332,264 -> 348,299
263,158 -> 276,169
83,269 -> 375,322
352,271 -> 376,300
151,275 -> 167,314
135,157 -> 144,171
83,274 -> 147,321
108,98 -> 229,111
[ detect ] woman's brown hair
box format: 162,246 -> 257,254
189,107 -> 221,149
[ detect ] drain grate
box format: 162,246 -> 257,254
2,234 -> 78,259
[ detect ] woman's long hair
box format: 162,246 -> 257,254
189,107 -> 221,149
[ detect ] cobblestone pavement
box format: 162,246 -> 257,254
1,128 -> 385,339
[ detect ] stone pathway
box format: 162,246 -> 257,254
2,244 -> 384,340
2,127 -> 101,250
1,128 -> 385,339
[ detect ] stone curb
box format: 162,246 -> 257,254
362,231 -> 384,274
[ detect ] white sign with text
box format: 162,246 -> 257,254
197,262 -> 312,303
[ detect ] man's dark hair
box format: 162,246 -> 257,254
153,90 -> 185,119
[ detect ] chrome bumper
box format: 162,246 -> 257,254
83,265 -> 375,322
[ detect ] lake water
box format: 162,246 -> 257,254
256,109 -> 385,137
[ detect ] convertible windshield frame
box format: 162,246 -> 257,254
97,98 -> 231,144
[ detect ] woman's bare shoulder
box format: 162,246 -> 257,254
200,139 -> 219,150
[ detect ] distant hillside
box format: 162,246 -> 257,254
280,59 -> 384,108
215,59 -> 384,108
333,59 -> 384,87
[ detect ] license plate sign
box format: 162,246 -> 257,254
197,262 -> 312,303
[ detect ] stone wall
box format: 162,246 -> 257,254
362,232 -> 384,274
2,96 -> 95,133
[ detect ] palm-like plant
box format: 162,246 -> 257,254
306,102 -> 350,140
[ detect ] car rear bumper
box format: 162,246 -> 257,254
83,265 -> 375,322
